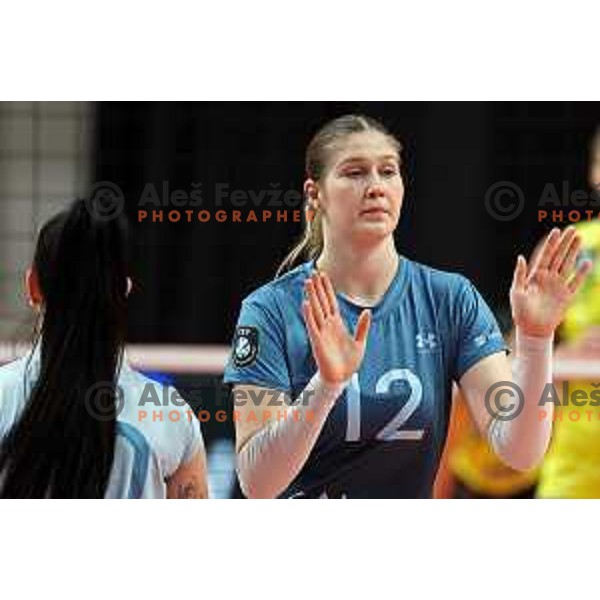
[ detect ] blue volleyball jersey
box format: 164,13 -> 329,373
223,258 -> 506,498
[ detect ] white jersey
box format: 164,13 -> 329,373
0,350 -> 204,498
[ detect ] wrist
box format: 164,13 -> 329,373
311,371 -> 349,397
515,327 -> 554,356
513,319 -> 555,339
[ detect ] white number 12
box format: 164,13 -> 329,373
345,368 -> 424,442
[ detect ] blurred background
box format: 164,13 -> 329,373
1,101 -> 599,498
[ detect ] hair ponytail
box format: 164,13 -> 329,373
276,114 -> 402,276
275,207 -> 324,278
0,198 -> 129,498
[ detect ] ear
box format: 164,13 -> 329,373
25,268 -> 42,308
303,179 -> 320,209
126,277 -> 133,297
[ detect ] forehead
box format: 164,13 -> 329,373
328,130 -> 399,166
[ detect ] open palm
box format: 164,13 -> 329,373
302,272 -> 371,385
511,227 -> 593,338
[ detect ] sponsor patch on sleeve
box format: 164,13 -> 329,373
232,326 -> 259,367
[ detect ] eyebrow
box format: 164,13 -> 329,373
337,154 -> 400,166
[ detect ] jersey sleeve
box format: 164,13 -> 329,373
223,296 -> 292,392
159,383 -> 206,469
452,276 -> 508,381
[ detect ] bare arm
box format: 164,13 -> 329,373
166,450 -> 209,499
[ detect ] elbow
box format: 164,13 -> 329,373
489,419 -> 551,472
237,474 -> 279,499
494,444 -> 547,472
501,453 -> 542,472
236,448 -> 275,499
236,463 -> 281,499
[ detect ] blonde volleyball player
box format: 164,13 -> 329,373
224,114 -> 592,499
0,199 -> 208,498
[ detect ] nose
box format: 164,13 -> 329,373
365,173 -> 385,198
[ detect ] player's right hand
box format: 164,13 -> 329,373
302,271 -> 371,386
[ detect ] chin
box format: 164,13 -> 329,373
353,225 -> 395,245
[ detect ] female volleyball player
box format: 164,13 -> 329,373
224,114 -> 592,499
0,199 -> 208,498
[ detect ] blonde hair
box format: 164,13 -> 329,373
276,114 -> 402,277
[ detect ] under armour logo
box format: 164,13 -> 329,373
474,332 -> 502,347
474,333 -> 488,347
416,332 -> 438,350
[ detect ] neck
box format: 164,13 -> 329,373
316,237 -> 399,304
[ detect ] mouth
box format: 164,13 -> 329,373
360,207 -> 389,216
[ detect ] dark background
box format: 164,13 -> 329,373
94,101 -> 600,344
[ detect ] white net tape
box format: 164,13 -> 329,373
1,343 -> 598,380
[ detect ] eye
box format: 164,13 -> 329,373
380,165 -> 399,177
344,168 -> 365,178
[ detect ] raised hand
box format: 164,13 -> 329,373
302,271 -> 371,385
510,226 -> 593,338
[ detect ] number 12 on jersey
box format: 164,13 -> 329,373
345,368 -> 425,442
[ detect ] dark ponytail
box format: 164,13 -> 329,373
0,198 -> 129,498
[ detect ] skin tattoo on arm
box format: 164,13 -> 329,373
177,481 -> 198,499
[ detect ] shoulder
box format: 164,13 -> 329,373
118,362 -> 159,392
239,262 -> 311,316
403,259 -> 488,329
117,364 -> 198,471
243,262 -> 310,304
0,358 -> 28,416
0,355 -> 37,437
405,258 -> 473,299
0,355 -> 33,393
118,364 -> 188,420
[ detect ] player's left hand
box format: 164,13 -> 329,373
510,226 -> 593,338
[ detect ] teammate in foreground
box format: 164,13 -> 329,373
0,199 -> 208,498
